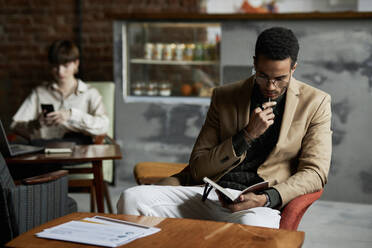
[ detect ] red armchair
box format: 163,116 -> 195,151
280,189 -> 323,230
134,161 -> 323,230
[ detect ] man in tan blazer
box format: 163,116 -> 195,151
117,27 -> 332,228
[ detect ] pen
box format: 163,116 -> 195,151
93,216 -> 151,229
261,98 -> 272,110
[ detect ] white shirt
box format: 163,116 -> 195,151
11,80 -> 109,139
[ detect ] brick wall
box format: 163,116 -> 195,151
0,0 -> 201,130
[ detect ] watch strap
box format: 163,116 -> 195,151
263,193 -> 271,207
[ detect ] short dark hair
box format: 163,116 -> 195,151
255,27 -> 299,67
48,40 -> 79,65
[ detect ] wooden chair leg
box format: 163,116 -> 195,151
90,185 -> 96,212
104,182 -> 113,213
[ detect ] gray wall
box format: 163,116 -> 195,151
113,19 -> 372,204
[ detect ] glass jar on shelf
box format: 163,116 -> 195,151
194,43 -> 204,61
159,82 -> 171,96
175,43 -> 185,61
132,82 -> 146,96
163,43 -> 176,61
146,82 -> 158,96
184,44 -> 195,61
154,43 -> 164,60
144,43 -> 154,60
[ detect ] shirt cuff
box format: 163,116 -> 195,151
232,129 -> 253,157
69,108 -> 81,123
262,188 -> 282,209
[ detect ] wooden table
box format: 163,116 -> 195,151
6,144 -> 122,213
6,212 -> 305,248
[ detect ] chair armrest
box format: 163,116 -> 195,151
134,162 -> 188,185
94,134 -> 106,144
280,189 -> 323,230
21,170 -> 68,185
94,134 -> 117,145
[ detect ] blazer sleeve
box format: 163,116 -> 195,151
188,88 -> 246,183
273,94 -> 332,208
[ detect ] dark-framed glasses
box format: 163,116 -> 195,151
255,74 -> 291,88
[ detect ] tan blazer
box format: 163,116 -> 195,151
176,76 -> 332,208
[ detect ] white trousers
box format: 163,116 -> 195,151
117,185 -> 281,228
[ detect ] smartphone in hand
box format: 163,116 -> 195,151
41,104 -> 55,117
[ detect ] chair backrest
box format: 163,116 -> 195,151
0,154 -> 15,190
88,82 -> 115,138
0,153 -> 16,245
87,82 -> 115,183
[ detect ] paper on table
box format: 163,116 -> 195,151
35,216 -> 161,247
44,148 -> 72,154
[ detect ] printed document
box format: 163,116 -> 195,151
35,216 -> 161,247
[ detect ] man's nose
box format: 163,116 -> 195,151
266,79 -> 277,89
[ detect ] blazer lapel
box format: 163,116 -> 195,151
236,77 -> 254,132
275,78 -> 300,150
259,78 -> 300,168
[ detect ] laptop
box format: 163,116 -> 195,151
0,120 -> 44,157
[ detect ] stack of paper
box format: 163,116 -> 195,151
36,216 -> 161,247
44,148 -> 72,153
44,141 -> 75,154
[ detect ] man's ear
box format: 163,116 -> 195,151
253,56 -> 257,72
291,62 -> 297,72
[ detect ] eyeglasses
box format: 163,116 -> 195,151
255,74 -> 291,88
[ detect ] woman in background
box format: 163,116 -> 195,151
9,40 -> 109,178
11,40 -> 109,144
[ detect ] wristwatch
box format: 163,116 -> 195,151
263,193 -> 271,207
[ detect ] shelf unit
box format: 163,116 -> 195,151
122,21 -> 221,102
